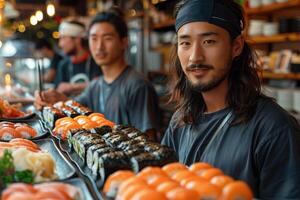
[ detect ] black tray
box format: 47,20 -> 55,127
0,117 -> 49,141
36,138 -> 76,180
59,140 -> 104,200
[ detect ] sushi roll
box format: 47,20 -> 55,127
0,127 -> 21,141
42,106 -> 66,128
15,126 -> 37,139
151,146 -> 177,165
144,143 -> 162,152
98,151 -> 130,183
72,132 -> 104,161
105,134 -> 129,148
117,139 -> 140,150
61,106 -> 79,118
93,126 -> 112,135
91,147 -> 113,176
133,135 -> 148,143
124,148 -> 146,157
86,143 -> 108,169
127,130 -> 143,139
130,152 -> 160,173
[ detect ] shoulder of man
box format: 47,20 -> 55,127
122,66 -> 153,90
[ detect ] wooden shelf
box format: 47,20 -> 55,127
245,0 -> 300,15
152,19 -> 175,30
247,33 -> 300,44
260,71 -> 300,80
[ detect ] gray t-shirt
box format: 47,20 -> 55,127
162,97 -> 300,199
75,66 -> 161,132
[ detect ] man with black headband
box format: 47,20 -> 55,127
162,0 -> 300,199
35,7 -> 161,140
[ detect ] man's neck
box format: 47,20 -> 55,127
101,58 -> 127,84
202,79 -> 229,114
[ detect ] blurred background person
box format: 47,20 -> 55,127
35,38 -> 64,84
35,7 -> 161,141
56,20 -> 102,96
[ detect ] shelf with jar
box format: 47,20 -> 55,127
245,0 -> 300,15
247,32 -> 300,44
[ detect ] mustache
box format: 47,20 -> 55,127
186,64 -> 213,70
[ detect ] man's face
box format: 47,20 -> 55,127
58,35 -> 77,56
177,22 -> 234,92
88,22 -> 127,67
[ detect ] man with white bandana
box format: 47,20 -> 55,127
55,20 -> 102,96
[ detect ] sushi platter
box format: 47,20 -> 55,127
35,138 -> 76,180
0,119 -> 49,141
0,100 -> 179,200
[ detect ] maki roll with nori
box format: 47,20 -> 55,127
65,100 -> 93,115
98,151 -> 130,184
72,132 -> 104,161
61,106 -> 79,118
91,147 -> 114,176
130,152 -> 161,173
42,106 -> 66,128
105,134 -> 129,148
117,139 -> 140,150
127,130 -> 143,139
144,142 -> 162,152
86,143 -> 109,169
152,146 -> 177,165
93,126 -> 112,136
124,148 -> 146,157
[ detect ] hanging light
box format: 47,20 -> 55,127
47,1 -> 55,17
35,10 -> 43,21
30,15 -> 38,25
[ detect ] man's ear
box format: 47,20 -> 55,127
232,35 -> 244,59
121,37 -> 129,50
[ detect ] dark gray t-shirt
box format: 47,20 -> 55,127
75,66 -> 161,132
162,97 -> 300,199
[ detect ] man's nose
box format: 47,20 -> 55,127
189,43 -> 205,64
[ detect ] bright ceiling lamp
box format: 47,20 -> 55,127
30,15 -> 37,25
35,10 -> 43,21
47,1 -> 55,17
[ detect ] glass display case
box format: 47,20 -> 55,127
0,38 -> 43,103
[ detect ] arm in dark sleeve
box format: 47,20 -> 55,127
127,84 -> 161,132
256,121 -> 300,199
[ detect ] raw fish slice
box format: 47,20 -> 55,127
73,115 -> 92,125
0,127 -> 21,140
5,193 -> 36,200
1,183 -> 36,200
10,138 -> 40,149
55,117 -> 75,127
35,182 -> 82,200
15,126 -> 37,139
103,170 -> 135,198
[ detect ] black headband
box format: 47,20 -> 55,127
175,0 -> 242,38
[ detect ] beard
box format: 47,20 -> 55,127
186,61 -> 232,92
187,71 -> 228,92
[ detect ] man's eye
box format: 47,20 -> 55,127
179,41 -> 190,46
203,40 -> 215,45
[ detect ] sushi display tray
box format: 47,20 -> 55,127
0,117 -> 50,141
63,178 -> 95,200
58,140 -> 104,199
36,138 -> 76,180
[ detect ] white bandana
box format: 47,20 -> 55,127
58,22 -> 86,38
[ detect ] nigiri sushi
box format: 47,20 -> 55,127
15,126 -> 37,139
0,127 -> 21,141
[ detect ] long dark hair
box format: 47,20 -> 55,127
169,0 -> 263,125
